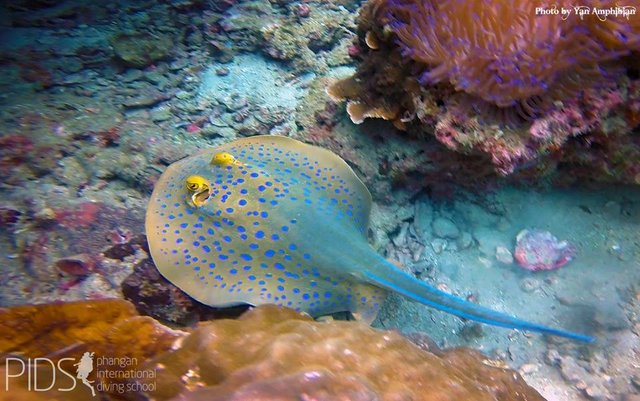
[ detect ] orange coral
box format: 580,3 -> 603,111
0,299 -> 183,400
132,305 -> 544,401
0,301 -> 546,400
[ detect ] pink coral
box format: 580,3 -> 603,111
514,229 -> 576,271
329,0 -> 640,184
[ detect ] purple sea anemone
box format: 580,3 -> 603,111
386,0 -> 639,115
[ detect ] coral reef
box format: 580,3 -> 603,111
0,299 -> 180,360
0,299 -> 183,400
0,0 -> 362,308
330,0 -> 640,182
0,1 -> 637,399
0,301 -> 545,400
387,1 -> 637,110
261,3 -> 356,72
200,0 -> 356,73
131,305 -> 544,401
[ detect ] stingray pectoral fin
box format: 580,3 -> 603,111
364,266 -> 595,343
349,283 -> 387,325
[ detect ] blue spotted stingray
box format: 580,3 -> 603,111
146,135 -> 594,342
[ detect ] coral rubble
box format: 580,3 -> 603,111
121,253 -> 249,325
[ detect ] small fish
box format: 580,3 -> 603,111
146,135 -> 594,342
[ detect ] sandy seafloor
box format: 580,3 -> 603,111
0,1 -> 639,400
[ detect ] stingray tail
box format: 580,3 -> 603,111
364,263 -> 595,343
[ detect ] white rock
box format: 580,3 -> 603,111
431,238 -> 447,254
413,201 -> 433,243
432,217 -> 460,239
456,232 -> 474,249
495,246 -> 514,264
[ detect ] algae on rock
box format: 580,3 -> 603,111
111,32 -> 173,68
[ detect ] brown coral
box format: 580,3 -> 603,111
132,305 -> 544,401
0,301 -> 545,400
0,299 -> 183,400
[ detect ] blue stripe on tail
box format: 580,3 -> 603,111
365,271 -> 595,343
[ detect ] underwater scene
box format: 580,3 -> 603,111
0,0 -> 639,400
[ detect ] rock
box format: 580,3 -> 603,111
518,363 -> 539,375
175,90 -> 191,100
585,383 -> 610,400
122,89 -> 171,108
222,94 -> 249,112
0,205 -> 21,228
519,277 -> 542,293
201,126 -> 236,140
558,355 -> 588,383
603,200 -> 621,215
392,222 -> 409,247
111,32 -> 173,68
150,105 -> 173,122
431,238 -> 447,254
432,217 -> 460,239
208,113 -> 230,128
121,69 -> 144,82
413,200 -> 433,243
495,246 -> 514,264
457,232 -> 474,249
477,256 -> 493,268
237,116 -> 265,137
592,301 -> 630,330
496,216 -> 511,232
58,56 -> 83,73
54,253 -> 98,276
60,70 -> 94,85
53,156 -> 89,189
454,201 -> 500,226
121,257 -> 246,325
169,58 -> 188,71
143,71 -> 166,85
474,227 -> 506,257
557,355 -> 612,400
411,260 -> 434,277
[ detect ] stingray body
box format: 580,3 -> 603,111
146,135 -> 593,342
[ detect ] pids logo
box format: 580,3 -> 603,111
74,352 -> 97,397
4,352 -> 156,397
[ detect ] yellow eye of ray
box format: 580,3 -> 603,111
185,175 -> 211,207
211,152 -> 242,167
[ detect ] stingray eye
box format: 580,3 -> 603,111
185,175 -> 211,207
211,152 -> 240,167
186,175 -> 208,192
